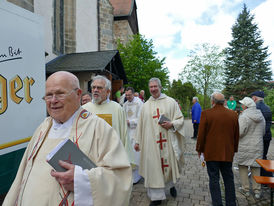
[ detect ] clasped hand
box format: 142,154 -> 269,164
159,121 -> 173,130
51,160 -> 75,191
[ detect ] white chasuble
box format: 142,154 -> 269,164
135,94 -> 185,188
3,108 -> 132,206
21,137 -> 65,205
83,100 -> 135,164
123,97 -> 143,166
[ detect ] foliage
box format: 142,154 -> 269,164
179,43 -> 225,108
117,34 -> 169,98
224,4 -> 272,100
264,86 -> 274,120
166,80 -> 197,117
196,93 -> 211,110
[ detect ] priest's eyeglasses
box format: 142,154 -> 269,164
91,86 -> 104,90
42,88 -> 78,101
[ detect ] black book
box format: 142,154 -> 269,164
46,138 -> 96,172
158,114 -> 171,124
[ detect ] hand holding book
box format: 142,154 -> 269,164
50,160 -> 75,191
46,138 -> 96,172
158,114 -> 174,130
158,114 -> 170,124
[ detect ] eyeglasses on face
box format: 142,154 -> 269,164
91,86 -> 104,90
42,88 -> 78,101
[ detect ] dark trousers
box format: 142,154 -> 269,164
260,139 -> 273,177
193,123 -> 199,138
206,161 -> 236,206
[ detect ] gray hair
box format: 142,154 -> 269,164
149,77 -> 162,88
126,87 -> 135,93
91,75 -> 111,91
211,92 -> 225,105
193,96 -> 199,102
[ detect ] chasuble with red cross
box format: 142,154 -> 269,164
135,94 -> 185,188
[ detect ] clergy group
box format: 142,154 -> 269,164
3,72 -> 186,206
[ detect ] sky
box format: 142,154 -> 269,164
135,0 -> 274,82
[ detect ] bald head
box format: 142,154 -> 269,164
45,71 -> 82,123
211,92 -> 225,106
47,71 -> 80,89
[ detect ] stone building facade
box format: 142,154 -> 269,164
114,20 -> 133,44
110,0 -> 139,45
6,0 -> 139,93
61,0 -> 76,54
99,0 -> 114,50
7,0 -> 139,58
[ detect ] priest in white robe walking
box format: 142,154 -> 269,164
3,71 -> 132,206
82,75 -> 134,163
135,77 -> 185,206
123,87 -> 143,184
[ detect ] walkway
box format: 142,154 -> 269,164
130,119 -> 274,206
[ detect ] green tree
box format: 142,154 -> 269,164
196,94 -> 211,110
179,43 -> 225,108
224,4 -> 272,100
117,34 -> 169,97
166,80 -> 197,117
264,86 -> 274,120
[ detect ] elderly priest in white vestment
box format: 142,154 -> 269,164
83,75 -> 134,163
134,77 -> 185,206
123,87 -> 144,184
3,71 -> 132,206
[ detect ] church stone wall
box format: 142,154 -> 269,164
99,0 -> 114,50
114,20 -> 133,46
63,0 -> 76,53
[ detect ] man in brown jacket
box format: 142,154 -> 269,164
196,92 -> 239,206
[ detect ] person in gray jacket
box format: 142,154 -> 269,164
236,97 -> 265,199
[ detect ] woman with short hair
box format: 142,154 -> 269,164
236,97 -> 265,199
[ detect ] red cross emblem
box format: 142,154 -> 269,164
156,132 -> 167,150
161,158 -> 169,174
153,108 -> 160,119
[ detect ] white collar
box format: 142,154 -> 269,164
151,93 -> 166,100
52,109 -> 78,130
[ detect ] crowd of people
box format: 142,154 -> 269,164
3,71 -> 272,206
195,91 -> 272,205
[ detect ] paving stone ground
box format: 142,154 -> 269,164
130,119 -> 274,206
